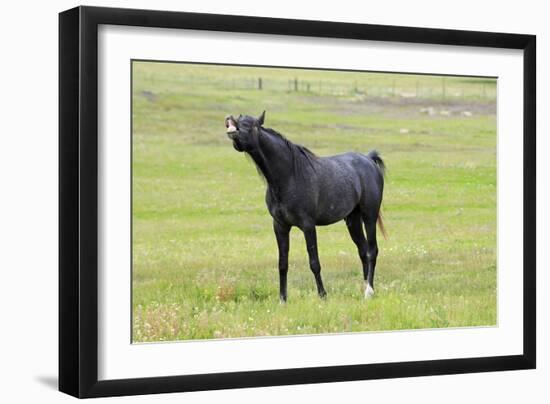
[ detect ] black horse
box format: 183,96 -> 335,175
224,111 -> 386,301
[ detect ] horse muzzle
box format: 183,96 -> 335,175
225,115 -> 239,135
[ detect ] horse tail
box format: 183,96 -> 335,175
367,150 -> 386,177
367,150 -> 387,239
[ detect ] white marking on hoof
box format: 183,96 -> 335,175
364,283 -> 375,299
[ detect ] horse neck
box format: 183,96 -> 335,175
247,129 -> 294,192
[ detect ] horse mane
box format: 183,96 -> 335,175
261,127 -> 318,174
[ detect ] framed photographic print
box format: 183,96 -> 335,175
59,6 -> 536,398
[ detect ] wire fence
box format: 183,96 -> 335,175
143,73 -> 497,101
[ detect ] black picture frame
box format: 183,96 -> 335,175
59,5 -> 536,398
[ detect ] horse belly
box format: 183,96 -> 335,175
315,191 -> 358,225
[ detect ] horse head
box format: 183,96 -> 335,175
224,111 -> 265,152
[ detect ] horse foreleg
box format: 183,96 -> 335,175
274,220 -> 290,302
303,226 -> 327,299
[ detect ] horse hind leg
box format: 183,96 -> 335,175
344,208 -> 371,298
361,213 -> 379,299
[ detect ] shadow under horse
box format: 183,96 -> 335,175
224,111 -> 386,301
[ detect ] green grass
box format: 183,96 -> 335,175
132,61 -> 497,342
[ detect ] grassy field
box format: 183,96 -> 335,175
132,61 -> 497,342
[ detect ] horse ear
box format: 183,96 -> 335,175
258,110 -> 266,126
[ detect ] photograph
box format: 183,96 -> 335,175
53,2 -> 538,400
131,61 -> 497,343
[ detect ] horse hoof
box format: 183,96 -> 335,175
364,284 -> 375,299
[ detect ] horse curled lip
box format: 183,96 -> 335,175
225,118 -> 239,140
225,115 -> 238,134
